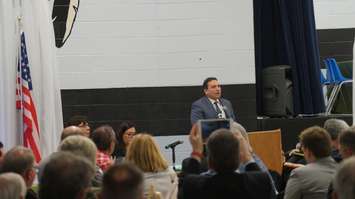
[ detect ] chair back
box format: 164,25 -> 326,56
327,58 -> 350,83
247,129 -> 283,174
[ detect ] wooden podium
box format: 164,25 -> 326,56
248,129 -> 283,174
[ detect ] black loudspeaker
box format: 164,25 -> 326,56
262,65 -> 294,117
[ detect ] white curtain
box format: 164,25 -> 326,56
0,0 -> 63,159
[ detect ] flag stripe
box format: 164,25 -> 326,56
16,32 -> 41,163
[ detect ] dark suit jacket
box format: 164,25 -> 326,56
181,158 -> 272,199
190,96 -> 236,124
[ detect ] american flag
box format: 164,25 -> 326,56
16,32 -> 41,163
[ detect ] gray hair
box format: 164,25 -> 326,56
230,122 -> 250,143
324,119 -> 349,140
333,157 -> 355,199
0,172 -> 26,199
59,135 -> 97,165
39,151 -> 95,199
0,146 -> 34,175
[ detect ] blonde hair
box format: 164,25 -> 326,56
126,133 -> 168,172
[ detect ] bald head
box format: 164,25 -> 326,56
61,126 -> 85,141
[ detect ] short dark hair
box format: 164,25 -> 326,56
101,163 -> 143,199
91,125 -> 116,151
39,152 -> 94,199
207,129 -> 239,173
203,77 -> 218,90
299,126 -> 331,159
67,115 -> 89,127
0,146 -> 34,175
339,127 -> 355,153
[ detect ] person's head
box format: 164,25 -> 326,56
126,133 -> 168,172
116,121 -> 136,149
0,141 -> 4,164
299,126 -> 332,162
324,119 -> 349,149
91,125 -> 116,155
338,127 -> 355,159
0,146 -> 35,188
333,157 -> 355,199
101,163 -> 144,199
207,129 -> 240,173
0,172 -> 27,199
203,77 -> 221,100
230,122 -> 249,143
67,115 -> 90,137
61,125 -> 86,141
59,135 -> 97,166
39,151 -> 95,199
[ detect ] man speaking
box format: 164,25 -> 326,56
190,77 -> 236,124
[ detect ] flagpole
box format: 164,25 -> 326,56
16,0 -> 24,146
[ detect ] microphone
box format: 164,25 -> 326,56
165,140 -> 183,149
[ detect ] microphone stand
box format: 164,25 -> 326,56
168,145 -> 177,171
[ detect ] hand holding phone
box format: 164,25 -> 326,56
197,119 -> 232,140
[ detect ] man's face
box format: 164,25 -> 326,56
339,144 -> 352,159
204,80 -> 221,100
78,122 -> 90,137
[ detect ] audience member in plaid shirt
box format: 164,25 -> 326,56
92,125 -> 116,171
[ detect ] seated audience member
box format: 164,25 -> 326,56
126,134 -> 178,199
0,141 -> 4,165
284,126 -> 337,199
39,151 -> 95,199
0,172 -> 27,199
0,146 -> 38,199
324,118 -> 349,162
91,125 -> 116,171
59,135 -> 103,186
338,126 -> 355,159
101,163 -> 144,199
67,115 -> 91,137
61,125 -> 86,141
112,121 -> 136,159
231,122 -> 280,195
332,157 -> 355,199
182,126 -> 272,199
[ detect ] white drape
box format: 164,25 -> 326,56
0,0 -> 63,159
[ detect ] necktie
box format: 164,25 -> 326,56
214,101 -> 223,118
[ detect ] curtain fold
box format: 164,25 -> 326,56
0,0 -> 63,158
254,0 -> 325,115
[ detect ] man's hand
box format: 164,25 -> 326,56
233,131 -> 253,164
189,124 -> 204,161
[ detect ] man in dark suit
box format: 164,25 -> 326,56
181,126 -> 272,199
190,77 -> 236,124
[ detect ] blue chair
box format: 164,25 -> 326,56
323,58 -> 352,114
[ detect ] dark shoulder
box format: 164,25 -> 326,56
192,96 -> 208,105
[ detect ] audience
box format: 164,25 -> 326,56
91,125 -> 116,171
284,126 -> 337,199
0,172 -> 27,199
332,157 -> 355,199
101,163 -> 144,199
39,151 -> 95,199
113,121 -> 136,159
338,126 -> 355,159
126,133 -> 178,199
60,125 -> 86,141
0,146 -> 38,199
324,118 -> 349,162
59,135 -> 103,186
182,126 -> 272,199
67,115 -> 91,137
